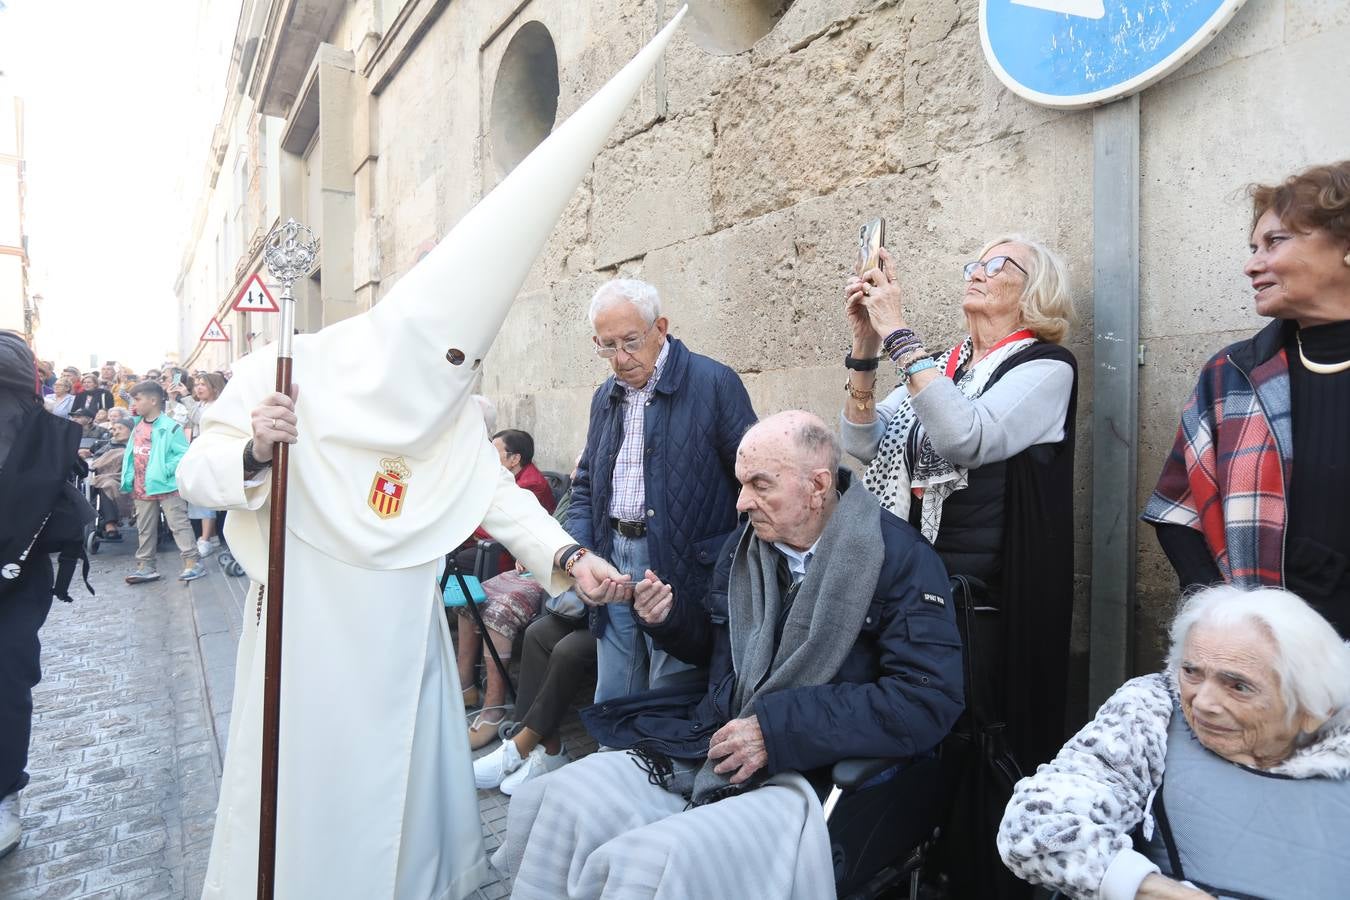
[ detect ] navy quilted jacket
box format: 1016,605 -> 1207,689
566,337 -> 756,638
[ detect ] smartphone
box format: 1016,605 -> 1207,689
856,218 -> 886,276
171,371 -> 182,387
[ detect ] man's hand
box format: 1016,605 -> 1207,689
708,716 -> 768,784
249,384 -> 300,463
568,552 -> 633,606
632,570 -> 674,625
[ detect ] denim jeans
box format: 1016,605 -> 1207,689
594,532 -> 703,702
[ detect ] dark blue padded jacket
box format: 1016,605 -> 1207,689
565,336 -> 756,638
582,478 -> 965,777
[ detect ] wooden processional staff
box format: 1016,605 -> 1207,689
256,219 -> 318,900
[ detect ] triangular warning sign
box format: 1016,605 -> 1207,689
232,273 -> 280,313
200,317 -> 230,342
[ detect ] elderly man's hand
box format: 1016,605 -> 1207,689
569,552 -> 633,606
1135,875 -> 1217,900
632,570 -> 674,625
708,716 -> 768,785
249,385 -> 300,464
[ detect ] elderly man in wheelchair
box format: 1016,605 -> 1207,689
490,411 -> 964,899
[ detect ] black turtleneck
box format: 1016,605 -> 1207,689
1155,320 -> 1350,634
1283,320 -> 1350,633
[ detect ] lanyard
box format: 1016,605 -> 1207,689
944,328 -> 1036,379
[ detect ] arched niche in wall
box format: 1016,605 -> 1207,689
685,0 -> 795,55
489,21 -> 561,176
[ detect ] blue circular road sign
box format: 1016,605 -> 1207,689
980,0 -> 1248,109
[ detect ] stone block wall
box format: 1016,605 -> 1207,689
343,0 -> 1347,678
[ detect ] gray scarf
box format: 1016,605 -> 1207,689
689,477 -> 884,804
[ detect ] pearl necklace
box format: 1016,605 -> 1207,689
1297,332 -> 1350,375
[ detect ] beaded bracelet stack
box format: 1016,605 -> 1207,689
882,328 -> 936,383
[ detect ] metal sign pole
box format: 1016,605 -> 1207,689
1088,95 -> 1140,710
256,219 -> 318,900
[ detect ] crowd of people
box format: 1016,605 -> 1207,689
457,159 -> 1350,900
34,360 -> 232,579
3,157 -> 1348,900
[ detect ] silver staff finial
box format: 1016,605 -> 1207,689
262,218 -> 319,358
263,218 -> 318,287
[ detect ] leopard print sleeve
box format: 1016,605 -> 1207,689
996,673 -> 1172,899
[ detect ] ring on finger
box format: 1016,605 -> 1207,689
271,417 -> 277,429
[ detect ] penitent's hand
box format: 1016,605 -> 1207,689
632,570 -> 673,625
569,552 -> 633,607
249,384 -> 300,463
708,716 -> 768,784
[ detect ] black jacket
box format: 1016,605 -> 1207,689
565,337 -> 757,638
582,477 -> 965,777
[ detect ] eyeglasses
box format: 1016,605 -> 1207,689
593,325 -> 652,359
962,256 -> 1028,282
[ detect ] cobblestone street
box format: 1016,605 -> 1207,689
1,529 -> 596,900
0,537 -> 220,900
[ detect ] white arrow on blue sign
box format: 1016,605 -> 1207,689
980,0 -> 1248,109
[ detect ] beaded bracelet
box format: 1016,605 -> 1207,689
564,547 -> 589,576
881,328 -> 916,354
895,346 -> 933,373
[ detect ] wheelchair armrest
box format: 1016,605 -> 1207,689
830,757 -> 905,790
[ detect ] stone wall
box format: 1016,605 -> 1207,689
341,0 -> 1348,680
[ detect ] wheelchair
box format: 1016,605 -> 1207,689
819,575 -> 1016,899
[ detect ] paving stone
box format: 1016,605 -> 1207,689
37,845 -> 109,881
0,539 -> 223,900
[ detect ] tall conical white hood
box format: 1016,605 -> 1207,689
365,5 -> 689,415
192,7 -> 690,576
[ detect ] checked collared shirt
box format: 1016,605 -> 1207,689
608,338 -> 670,522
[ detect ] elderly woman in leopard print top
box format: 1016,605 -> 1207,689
997,585 -> 1350,900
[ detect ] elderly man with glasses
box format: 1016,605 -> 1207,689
569,279 -> 757,704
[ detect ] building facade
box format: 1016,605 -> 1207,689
0,80 -> 37,345
174,0 -> 1350,691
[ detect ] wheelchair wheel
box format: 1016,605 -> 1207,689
499,719 -> 521,743
85,529 -> 101,556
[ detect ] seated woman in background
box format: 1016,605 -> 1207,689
841,235 -> 1079,771
455,435 -> 561,748
999,584 -> 1350,900
1145,161 -> 1350,635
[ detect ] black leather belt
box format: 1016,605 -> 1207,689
610,518 -> 647,538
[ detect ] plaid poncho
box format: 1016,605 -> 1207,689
1143,319 -> 1293,586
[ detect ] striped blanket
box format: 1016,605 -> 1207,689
491,750 -> 835,899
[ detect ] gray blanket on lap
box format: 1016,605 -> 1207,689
687,477 -> 884,804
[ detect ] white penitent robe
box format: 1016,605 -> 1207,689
177,338 -> 574,900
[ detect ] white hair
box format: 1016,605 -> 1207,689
587,278 -> 661,327
978,233 -> 1075,344
471,394 -> 497,434
1166,584 -> 1350,724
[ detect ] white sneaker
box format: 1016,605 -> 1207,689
196,538 -> 219,558
0,791 -> 21,860
473,738 -> 523,790
500,745 -> 568,796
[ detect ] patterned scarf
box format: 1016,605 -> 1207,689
863,333 -> 1036,541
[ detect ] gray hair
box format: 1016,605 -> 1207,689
588,278 -> 662,327
978,233 -> 1075,344
1166,584 -> 1350,724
